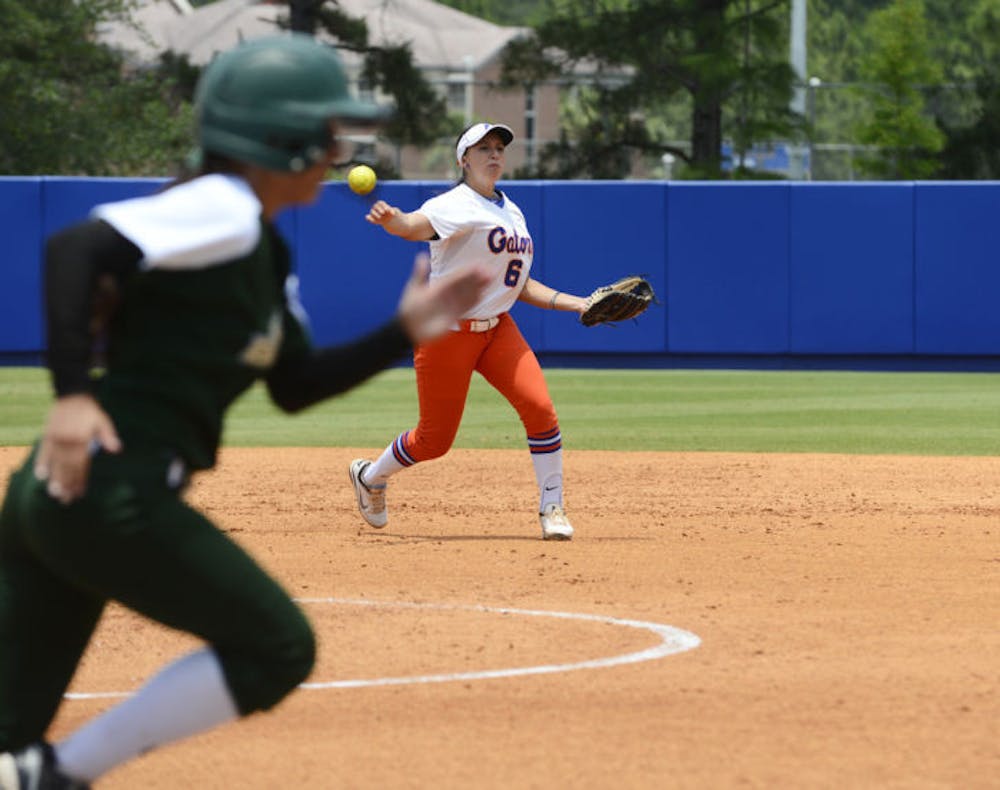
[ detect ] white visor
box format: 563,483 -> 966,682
455,122 -> 514,166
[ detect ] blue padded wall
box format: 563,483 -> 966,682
540,181 -> 667,352
0,178 -> 43,351
914,183 -> 1000,354
5,177 -> 1000,366
294,182 -> 424,345
41,178 -> 163,238
667,183 -> 790,353
789,183 -> 914,353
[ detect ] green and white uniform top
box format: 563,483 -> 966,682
89,174 -> 310,470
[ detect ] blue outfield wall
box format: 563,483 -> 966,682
2,177 -> 1000,368
0,178 -> 43,354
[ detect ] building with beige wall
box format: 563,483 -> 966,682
100,0 -> 562,179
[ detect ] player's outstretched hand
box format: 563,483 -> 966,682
397,253 -> 491,344
34,394 -> 122,504
365,200 -> 400,226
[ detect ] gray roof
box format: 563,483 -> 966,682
100,0 -> 526,71
97,0 -> 190,62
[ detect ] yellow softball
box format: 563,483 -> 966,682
347,164 -> 377,195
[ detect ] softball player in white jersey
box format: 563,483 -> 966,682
349,122 -> 590,540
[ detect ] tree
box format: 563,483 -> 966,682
0,0 -> 454,177
806,1 -> 871,176
853,0 -> 944,179
0,0 -> 193,176
283,0 -> 454,176
923,0 -> 993,126
498,0 -> 799,179
934,0 -> 1000,178
728,0 -> 802,177
435,0 -> 550,26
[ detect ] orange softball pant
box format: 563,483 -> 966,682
394,313 -> 560,465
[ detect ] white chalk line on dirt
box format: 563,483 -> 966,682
65,598 -> 700,700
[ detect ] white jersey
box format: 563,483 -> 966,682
419,183 -> 534,320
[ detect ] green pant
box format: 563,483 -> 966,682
0,447 -> 314,751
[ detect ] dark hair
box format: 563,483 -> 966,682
453,128 -> 469,187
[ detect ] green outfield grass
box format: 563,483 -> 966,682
2,366 -> 1000,455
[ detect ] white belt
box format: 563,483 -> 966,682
459,316 -> 500,333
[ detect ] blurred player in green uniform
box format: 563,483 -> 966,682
0,34 -> 488,789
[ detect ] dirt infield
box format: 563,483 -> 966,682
2,446 -> 997,789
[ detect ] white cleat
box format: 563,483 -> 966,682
348,459 -> 387,528
0,752 -> 17,790
0,742 -> 91,789
539,503 -> 574,541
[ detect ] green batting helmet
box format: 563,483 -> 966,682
195,33 -> 386,172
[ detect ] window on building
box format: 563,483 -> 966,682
446,81 -> 466,112
524,85 -> 536,167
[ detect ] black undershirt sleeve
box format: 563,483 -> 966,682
265,319 -> 413,413
45,219 -> 143,397
47,217 -> 414,411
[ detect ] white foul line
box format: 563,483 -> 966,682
65,598 -> 700,700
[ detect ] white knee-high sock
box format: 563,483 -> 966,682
531,448 -> 564,511
365,434 -> 412,486
55,648 -> 239,783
